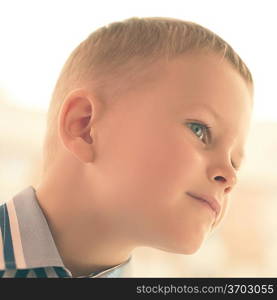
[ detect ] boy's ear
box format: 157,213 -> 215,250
58,88 -> 98,164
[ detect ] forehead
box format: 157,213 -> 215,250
113,52 -> 252,134
164,52 -> 251,101
158,53 -> 252,115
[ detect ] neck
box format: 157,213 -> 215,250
34,163 -> 134,277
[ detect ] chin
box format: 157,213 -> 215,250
179,245 -> 202,255
149,222 -> 212,255
175,242 -> 203,255
156,237 -> 205,255
173,228 -> 210,254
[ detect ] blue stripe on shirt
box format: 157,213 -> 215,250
15,269 -> 29,278
54,267 -> 71,278
33,267 -> 48,278
0,204 -> 16,269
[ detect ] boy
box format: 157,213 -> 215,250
0,16 -> 253,278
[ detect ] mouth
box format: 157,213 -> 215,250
186,192 -> 221,217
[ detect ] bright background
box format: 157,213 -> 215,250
0,0 -> 277,276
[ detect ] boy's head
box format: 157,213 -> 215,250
40,17 -> 253,254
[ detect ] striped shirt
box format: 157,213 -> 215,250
0,186 -> 132,278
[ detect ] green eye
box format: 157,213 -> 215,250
187,122 -> 211,144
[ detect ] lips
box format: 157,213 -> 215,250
186,192 -> 221,216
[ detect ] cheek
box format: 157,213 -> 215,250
95,119 -> 214,251
127,127 -> 204,199
96,119 -> 204,213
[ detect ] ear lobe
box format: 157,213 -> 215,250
69,137 -> 94,163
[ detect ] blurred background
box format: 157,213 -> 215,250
0,0 -> 276,277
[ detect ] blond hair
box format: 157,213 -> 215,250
42,16 -> 253,175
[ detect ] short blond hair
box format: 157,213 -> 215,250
42,16 -> 253,175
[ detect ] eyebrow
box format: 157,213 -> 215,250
200,104 -> 222,121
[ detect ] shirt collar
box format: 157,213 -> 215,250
1,186 -> 132,277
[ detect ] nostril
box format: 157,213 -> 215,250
225,186 -> 232,193
214,175 -> 226,182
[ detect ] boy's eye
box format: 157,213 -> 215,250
187,122 -> 211,144
187,122 -> 240,171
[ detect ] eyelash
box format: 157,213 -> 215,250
187,121 -> 239,171
187,121 -> 212,144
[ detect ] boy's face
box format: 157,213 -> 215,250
88,52 -> 252,254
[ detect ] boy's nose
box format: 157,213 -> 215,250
213,171 -> 237,194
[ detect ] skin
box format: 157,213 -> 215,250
36,52 -> 253,277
